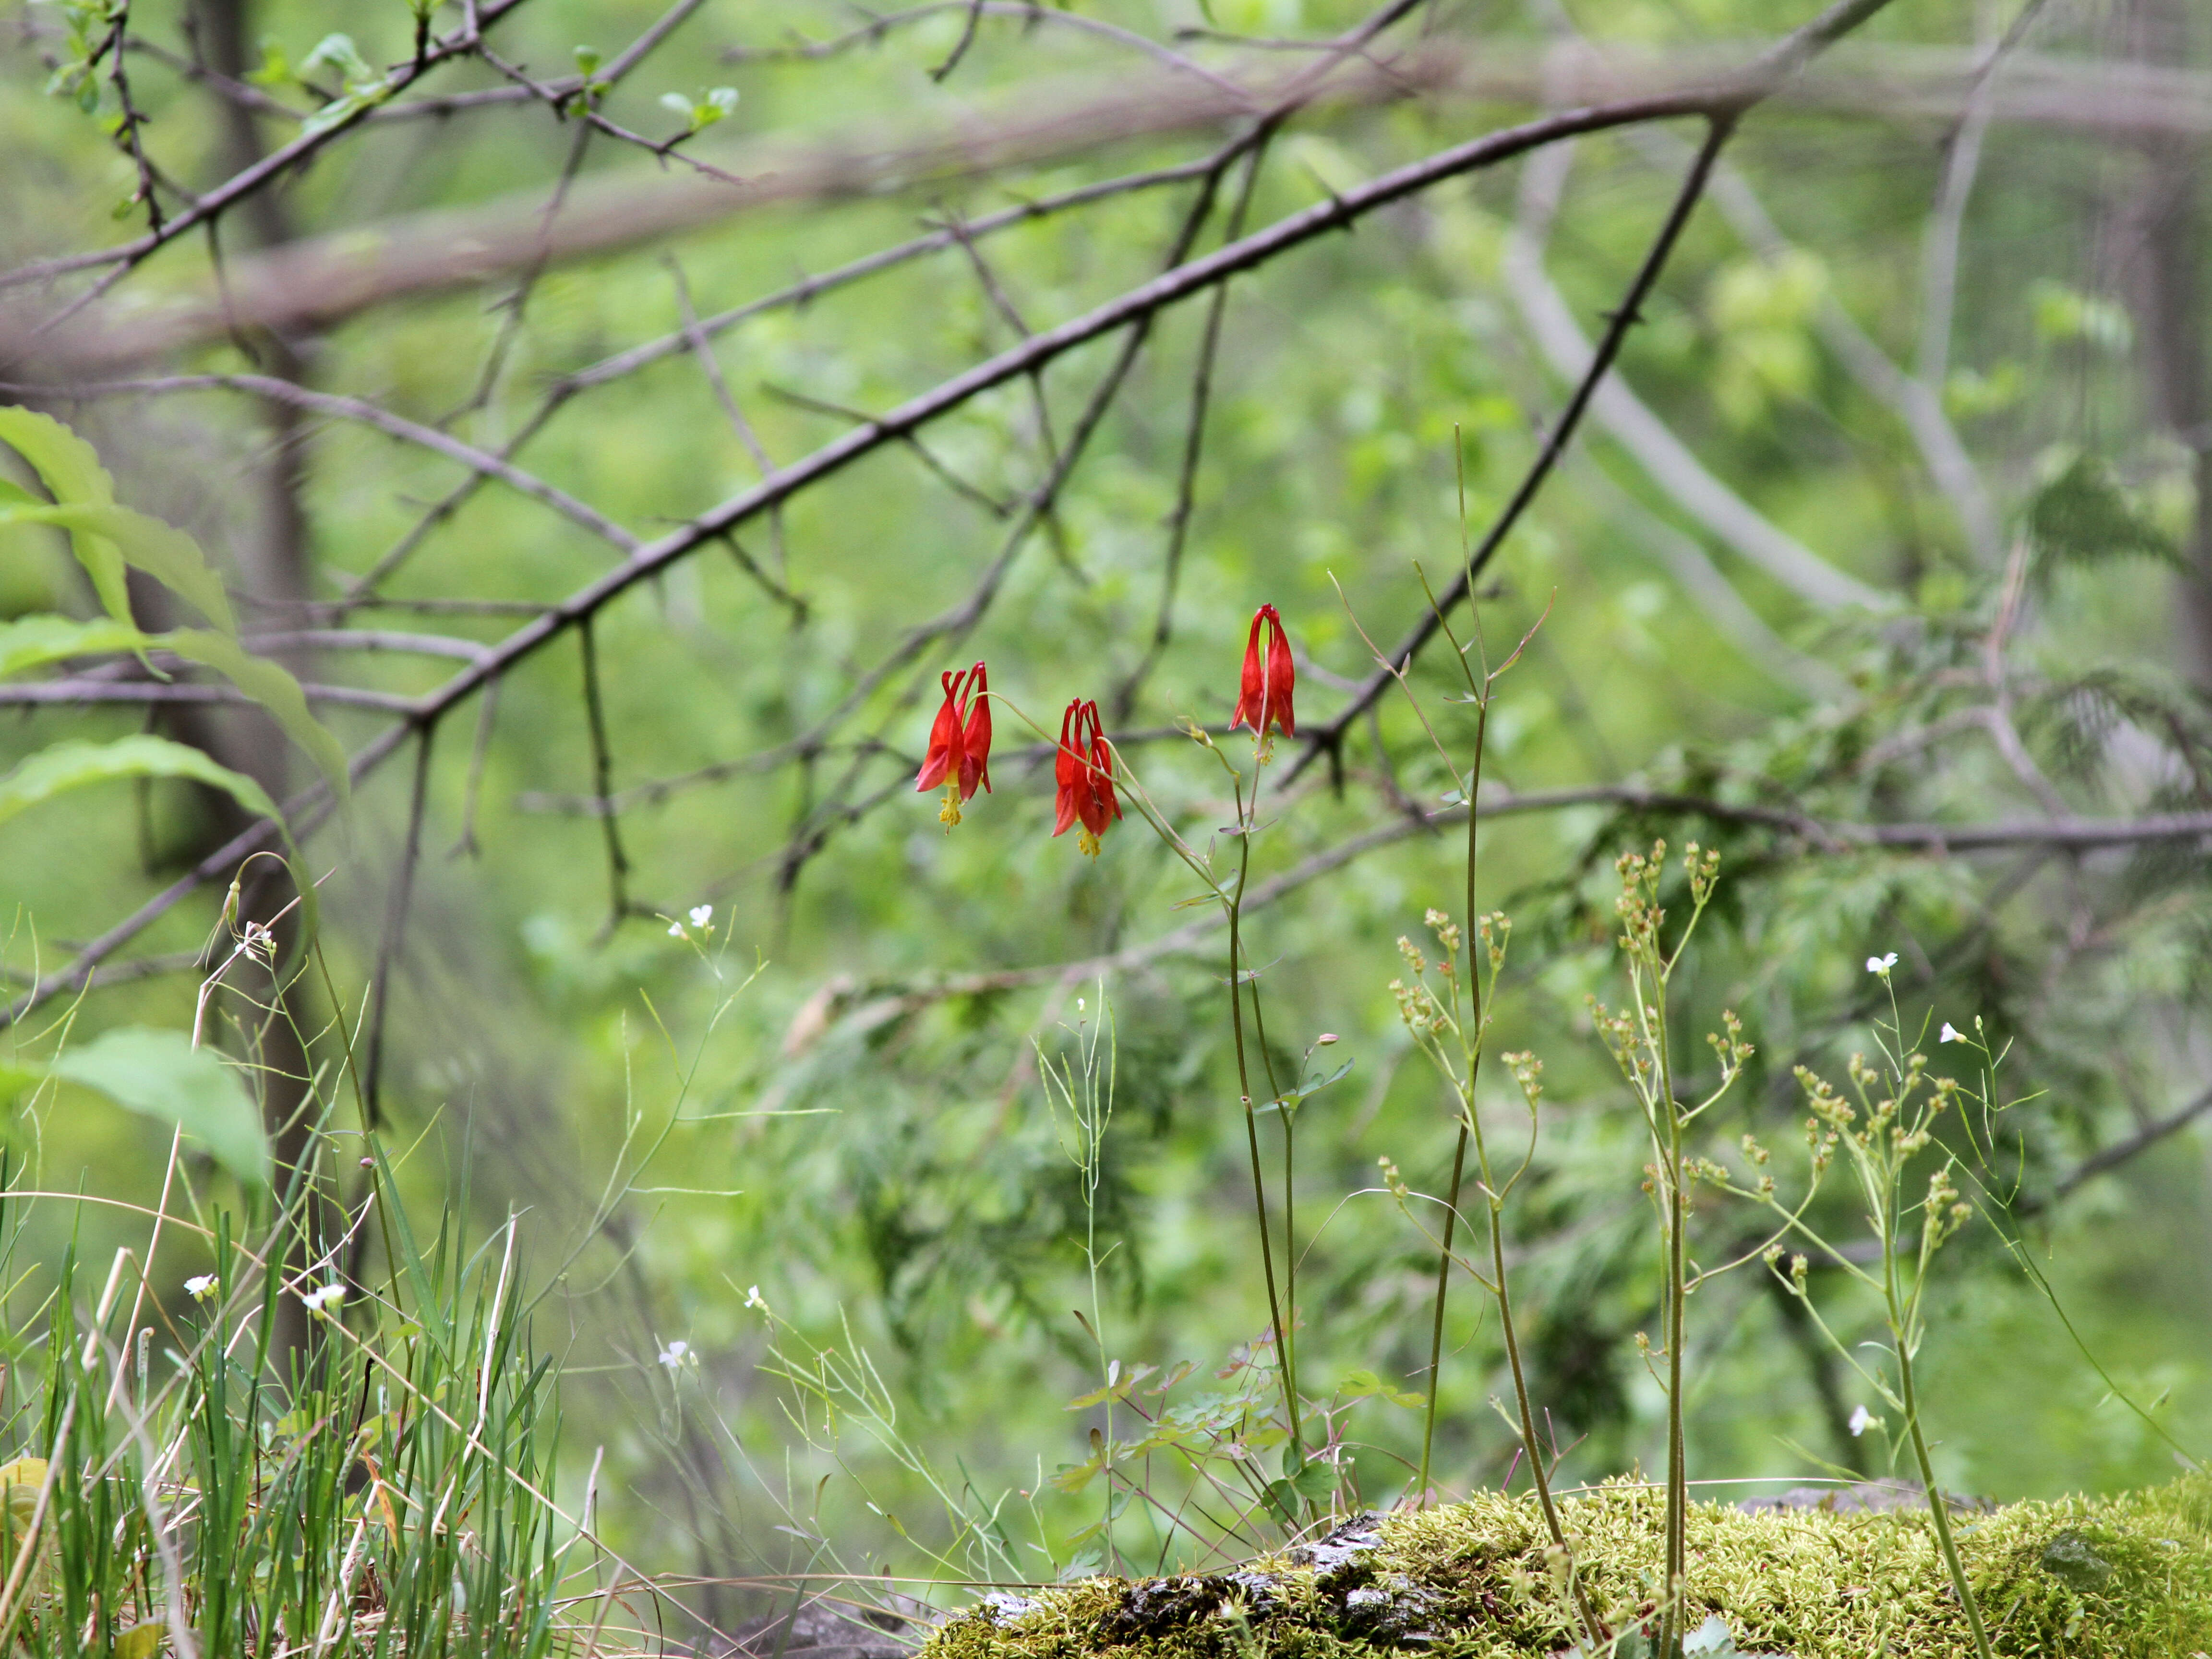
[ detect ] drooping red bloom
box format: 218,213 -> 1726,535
1052,698 -> 1120,855
1230,604 -> 1296,741
916,661 -> 992,825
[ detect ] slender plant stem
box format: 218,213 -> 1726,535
1657,1001 -> 1688,1659
1465,697 -> 1598,1640
1281,1043 -> 1298,1455
1243,964 -> 1300,1453
1227,782 -> 1298,1454
1487,1200 -> 1602,1640
1417,1121 -> 1468,1502
1894,1270 -> 1995,1659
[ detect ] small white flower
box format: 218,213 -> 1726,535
301,1283 -> 346,1316
657,1339 -> 691,1370
1865,952 -> 1898,975
184,1274 -> 218,1301
689,904 -> 713,928
668,921 -> 685,938
1849,1404 -> 1873,1438
1940,1022 -> 1964,1044
743,1284 -> 768,1312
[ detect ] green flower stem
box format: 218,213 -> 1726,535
1417,1121 -> 1468,1502
1227,782 -> 1298,1456
1892,1247 -> 1995,1659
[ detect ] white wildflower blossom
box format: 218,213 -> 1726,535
301,1283 -> 346,1315
658,1339 -> 691,1370
1866,952 -> 1898,975
1940,1022 -> 1964,1044
185,1274 -> 218,1301
689,904 -> 713,928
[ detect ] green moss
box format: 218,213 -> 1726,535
927,1477 -> 2212,1659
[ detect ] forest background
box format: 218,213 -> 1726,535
1,0 -> 2210,1635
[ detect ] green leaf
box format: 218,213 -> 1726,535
243,36 -> 292,89
166,630 -> 349,799
1276,1056 -> 1354,1109
48,1027 -> 269,1188
301,32 -> 377,88
1290,1459 -> 1337,1499
0,405 -> 130,626
0,613 -> 155,678
2026,454 -> 2178,573
1336,1368 -> 1426,1409
0,734 -> 279,830
2,503 -> 236,633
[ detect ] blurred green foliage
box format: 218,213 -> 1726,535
0,0 -> 2208,1621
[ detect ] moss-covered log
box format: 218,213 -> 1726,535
927,1477 -> 2212,1659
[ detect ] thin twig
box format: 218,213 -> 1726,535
362,725 -> 435,1124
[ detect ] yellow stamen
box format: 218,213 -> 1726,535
939,785 -> 962,828
1078,830 -> 1101,858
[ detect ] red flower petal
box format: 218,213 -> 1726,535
959,661 -> 993,799
915,668 -> 968,791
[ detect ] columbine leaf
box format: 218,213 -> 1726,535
48,1026 -> 269,1188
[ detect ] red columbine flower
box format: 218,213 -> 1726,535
916,661 -> 992,826
1052,698 -> 1120,857
1231,604 -> 1295,748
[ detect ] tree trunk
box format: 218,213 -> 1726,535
174,0 -> 326,1371
2102,0 -> 2212,687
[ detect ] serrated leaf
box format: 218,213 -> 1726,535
1291,1459 -> 1337,1499
0,735 -> 278,830
166,630 -> 349,799
0,614 -> 154,678
0,405 -> 129,626
4,503 -> 236,633
48,1026 -> 269,1188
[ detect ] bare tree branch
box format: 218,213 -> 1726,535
0,0 -> 1912,1030
1,0 -> 535,297
12,373 -> 641,554
18,33 -> 2202,373
1504,139 -> 1888,612
2016,1081 -> 2212,1216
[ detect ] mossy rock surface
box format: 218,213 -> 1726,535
926,1476 -> 2212,1659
